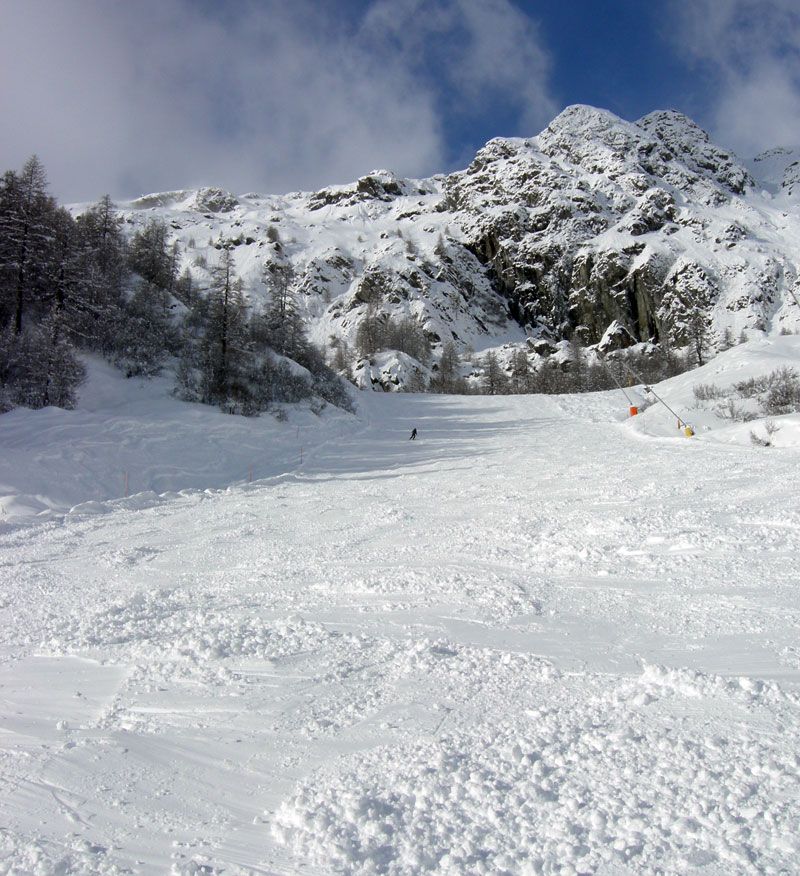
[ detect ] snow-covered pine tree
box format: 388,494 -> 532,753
128,218 -> 175,292
46,207 -> 82,322
355,302 -> 385,358
115,281 -> 177,377
329,336 -> 353,378
510,349 -> 531,393
567,334 -> 588,392
405,367 -> 428,393
659,265 -> 715,366
431,340 -> 464,393
0,156 -> 56,335
386,317 -> 431,363
0,310 -> 85,409
0,324 -> 16,411
80,196 -> 127,282
73,195 -> 128,353
173,268 -> 195,307
260,258 -> 303,358
483,350 -> 507,395
200,249 -> 249,408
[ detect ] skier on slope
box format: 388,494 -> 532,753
409,427 -> 417,440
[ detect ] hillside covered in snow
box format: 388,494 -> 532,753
1,336 -> 799,873
105,104 -> 800,390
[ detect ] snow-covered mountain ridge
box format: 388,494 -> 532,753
97,104 -> 800,388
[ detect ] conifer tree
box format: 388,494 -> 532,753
431,340 -> 464,393
483,350 -> 507,395
0,310 -> 85,409
355,303 -> 385,358
173,268 -> 195,307
48,207 -> 81,320
387,317 -> 431,363
405,367 -> 428,393
567,335 -> 588,391
128,219 -> 174,291
659,268 -> 714,367
115,282 -> 176,377
73,195 -> 127,352
0,156 -> 56,334
200,249 -> 249,406
510,349 -> 531,393
260,258 -> 303,358
329,336 -> 353,378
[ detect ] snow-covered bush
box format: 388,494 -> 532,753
733,375 -> 772,398
691,366 -> 800,422
750,419 -> 780,447
715,397 -> 755,422
763,366 -> 800,415
693,382 -> 725,401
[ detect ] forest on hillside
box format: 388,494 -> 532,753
0,156 -> 352,416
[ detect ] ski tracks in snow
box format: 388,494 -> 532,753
1,392 -> 799,873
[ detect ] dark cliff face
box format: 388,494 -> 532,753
437,105 -> 770,347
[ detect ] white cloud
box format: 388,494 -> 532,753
669,0 -> 800,154
0,0 -> 556,203
361,0 -> 557,134
0,0 -> 443,201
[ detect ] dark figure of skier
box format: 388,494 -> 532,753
409,427 -> 417,440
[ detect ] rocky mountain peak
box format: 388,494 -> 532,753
783,161 -> 800,197
530,104 -> 751,199
306,169 -> 425,211
541,103 -> 641,143
536,104 -> 648,174
191,187 -> 239,213
636,109 -> 752,195
107,103 -> 800,391
636,109 -> 709,143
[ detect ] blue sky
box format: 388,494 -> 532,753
2,0 -> 799,202
535,2 -> 695,118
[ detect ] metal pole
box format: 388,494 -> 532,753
605,362 -> 633,404
606,354 -> 689,427
644,385 -> 685,426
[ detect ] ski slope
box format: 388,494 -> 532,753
1,362 -> 800,873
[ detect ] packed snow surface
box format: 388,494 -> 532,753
2,344 -> 800,874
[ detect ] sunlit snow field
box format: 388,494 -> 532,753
1,341 -> 800,874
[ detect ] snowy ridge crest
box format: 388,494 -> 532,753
109,104 -> 800,390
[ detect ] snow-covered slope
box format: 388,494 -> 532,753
0,356 -> 355,520
2,339 -> 800,524
748,145 -> 800,197
90,104 -> 800,390
1,343 -> 799,873
108,173 -> 523,393
630,333 -> 800,445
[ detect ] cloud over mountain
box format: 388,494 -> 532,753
670,0 -> 800,154
0,0 -> 556,202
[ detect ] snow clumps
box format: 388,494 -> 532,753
273,669 -> 800,874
